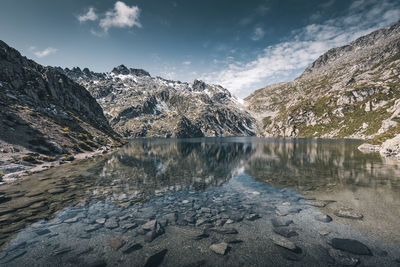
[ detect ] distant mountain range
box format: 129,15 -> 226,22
1,21 -> 400,176
60,65 -> 256,138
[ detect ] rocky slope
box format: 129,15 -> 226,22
245,21 -> 400,158
0,40 -> 123,180
61,65 -> 256,138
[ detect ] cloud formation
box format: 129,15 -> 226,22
182,61 -> 191,65
100,1 -> 141,32
78,7 -> 98,23
251,27 -> 265,41
203,0 -> 400,97
78,1 -> 141,35
31,47 -> 58,58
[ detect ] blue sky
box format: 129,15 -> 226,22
1,0 -> 399,97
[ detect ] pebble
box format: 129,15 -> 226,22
315,214 -> 332,223
210,242 -> 229,255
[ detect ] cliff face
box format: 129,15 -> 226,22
245,22 -> 400,153
0,40 -> 123,178
62,65 -> 256,138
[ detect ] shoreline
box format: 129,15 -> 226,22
0,146 -> 117,184
1,136 -> 400,184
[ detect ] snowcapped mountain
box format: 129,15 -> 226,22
61,65 -> 256,138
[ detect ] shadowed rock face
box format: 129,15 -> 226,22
62,66 -> 256,138
0,40 -> 123,176
245,21 -> 400,147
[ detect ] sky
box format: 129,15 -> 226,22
1,0 -> 399,98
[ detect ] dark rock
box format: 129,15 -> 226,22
245,213 -> 261,221
122,243 -> 143,254
330,238 -> 372,255
278,246 -> 304,261
209,227 -> 238,235
34,228 -> 50,236
328,249 -> 359,266
193,232 -> 209,240
143,249 -> 168,267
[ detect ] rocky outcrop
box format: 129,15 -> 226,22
62,65 -> 256,138
0,40 -> 123,178
245,21 -> 400,156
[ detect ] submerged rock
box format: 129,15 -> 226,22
210,242 -> 229,255
334,208 -> 363,220
330,238 -> 372,255
328,249 -> 360,266
143,249 -> 168,267
270,235 -> 297,251
315,214 -> 333,223
273,227 -> 298,238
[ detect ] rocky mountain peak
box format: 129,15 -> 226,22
192,79 -> 207,91
111,64 -> 151,77
111,64 -> 130,75
301,21 -> 400,77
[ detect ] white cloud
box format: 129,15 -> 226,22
251,27 -> 265,41
78,7 -> 98,23
32,47 -> 58,58
202,0 -> 400,97
182,61 -> 191,65
99,1 -> 141,32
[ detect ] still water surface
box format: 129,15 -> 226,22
0,137 -> 399,266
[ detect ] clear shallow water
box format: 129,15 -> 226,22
0,137 -> 399,266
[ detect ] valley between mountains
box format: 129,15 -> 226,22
1,21 -> 400,181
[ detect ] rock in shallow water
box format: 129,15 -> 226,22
271,218 -> 293,227
330,238 -> 372,255
143,249 -> 168,267
334,208 -> 363,220
273,227 -> 298,238
210,242 -> 229,255
328,249 -> 359,266
122,242 -> 142,254
270,236 -> 297,251
315,214 -> 333,223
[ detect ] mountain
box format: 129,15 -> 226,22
61,65 -> 256,138
0,40 -> 123,178
245,21 -> 400,157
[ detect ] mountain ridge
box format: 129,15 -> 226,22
0,40 -> 124,180
245,21 -> 400,158
61,64 -> 256,138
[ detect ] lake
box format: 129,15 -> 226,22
0,137 -> 399,266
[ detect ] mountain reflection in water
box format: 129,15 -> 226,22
0,138 -> 399,266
